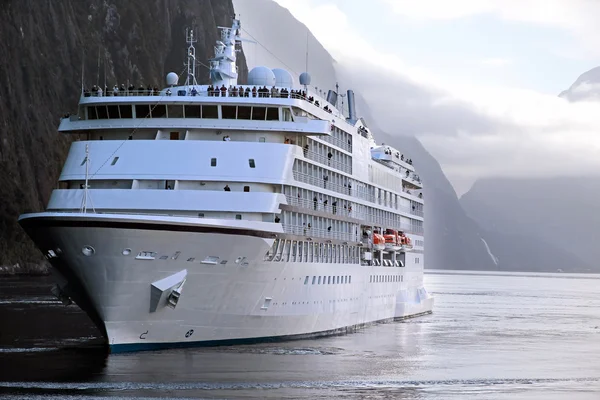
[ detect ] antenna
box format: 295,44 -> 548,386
80,144 -> 96,214
81,49 -> 85,94
185,28 -> 198,87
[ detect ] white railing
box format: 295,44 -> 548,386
319,134 -> 352,153
282,224 -> 357,242
304,149 -> 352,174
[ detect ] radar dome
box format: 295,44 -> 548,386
166,72 -> 179,86
299,72 -> 312,86
272,68 -> 293,87
248,66 -> 276,87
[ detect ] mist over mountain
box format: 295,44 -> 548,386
234,0 -> 498,271
460,178 -> 597,272
559,66 -> 600,102
0,0 -> 245,266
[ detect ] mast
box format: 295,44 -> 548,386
80,144 -> 95,214
209,17 -> 242,87
185,28 -> 198,87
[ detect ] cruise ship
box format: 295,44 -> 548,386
19,18 -> 433,352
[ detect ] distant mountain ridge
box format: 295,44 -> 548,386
460,177 -> 596,272
559,66 -> 600,102
234,0 -> 499,271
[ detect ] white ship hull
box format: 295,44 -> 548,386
20,212 -> 433,353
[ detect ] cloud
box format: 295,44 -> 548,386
273,0 -> 600,195
478,58 -> 513,66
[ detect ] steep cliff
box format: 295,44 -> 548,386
0,0 -> 247,265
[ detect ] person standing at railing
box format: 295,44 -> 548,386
252,86 -> 257,97
220,85 -> 227,97
327,151 -> 332,166
313,196 -> 318,210
332,201 -> 337,214
323,174 -> 328,189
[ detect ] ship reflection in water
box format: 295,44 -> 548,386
2,272 -> 600,399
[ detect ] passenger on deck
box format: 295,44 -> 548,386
147,85 -> 152,95
224,185 -> 231,191
327,152 -> 333,165
263,86 -> 270,98
138,84 -> 144,94
113,85 -> 119,96
323,174 -> 328,188
348,182 -> 352,194
207,85 -> 213,96
220,85 -> 227,97
223,135 -> 231,141
332,201 -> 337,214
315,100 -> 320,107
271,86 -> 277,97
275,216 -> 281,223
239,86 -> 244,97
245,87 -> 250,97
405,170 -> 409,178
166,89 -> 172,96
232,86 -> 238,97
401,154 -> 404,161
418,192 -> 423,199
304,144 -> 309,157
252,86 -> 257,97
128,84 -> 135,94
191,87 -> 198,96
313,196 -> 317,210
97,86 -> 103,97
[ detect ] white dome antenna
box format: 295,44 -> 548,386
166,72 -> 179,86
272,68 -> 293,88
299,72 -> 311,86
248,66 -> 276,87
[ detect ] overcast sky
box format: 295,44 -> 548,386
268,0 -> 600,195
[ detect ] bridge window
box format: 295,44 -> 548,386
110,157 -> 119,166
210,158 -> 217,167
87,106 -> 98,120
135,104 -> 151,118
202,105 -> 218,119
266,108 -> 279,121
222,105 -> 237,119
251,107 -> 266,121
97,106 -> 109,119
185,105 -> 201,118
238,106 -> 251,120
167,105 -> 183,118
243,186 -> 250,192
236,214 -> 242,220
249,159 -> 256,168
153,104 -> 166,118
119,105 -> 132,118
107,105 -> 120,119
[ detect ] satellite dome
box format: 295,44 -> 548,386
299,72 -> 311,86
272,68 -> 293,87
248,66 -> 276,87
166,72 -> 179,86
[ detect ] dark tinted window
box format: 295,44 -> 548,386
266,108 -> 279,121
153,104 -> 166,118
202,105 -> 218,119
107,105 -> 120,119
119,105 -> 132,118
252,107 -> 266,120
238,106 -> 251,120
135,104 -> 151,118
88,106 -> 98,120
167,105 -> 183,118
184,105 -> 201,118
96,106 -> 108,119
222,106 -> 237,119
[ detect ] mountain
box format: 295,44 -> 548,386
460,178 -> 596,272
0,0 -> 246,266
559,66 -> 600,102
234,0 -> 498,271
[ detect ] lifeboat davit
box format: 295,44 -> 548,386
372,233 -> 386,250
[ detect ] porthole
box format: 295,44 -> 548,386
82,245 -> 95,256
122,248 -> 132,256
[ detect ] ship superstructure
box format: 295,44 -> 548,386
19,18 -> 433,352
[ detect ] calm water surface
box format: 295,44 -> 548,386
1,271 -> 600,399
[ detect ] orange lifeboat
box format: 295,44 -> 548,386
372,233 -> 386,250
384,229 -> 401,251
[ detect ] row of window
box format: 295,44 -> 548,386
370,275 -> 403,283
85,104 -> 283,121
303,275 -> 352,285
265,239 -> 361,264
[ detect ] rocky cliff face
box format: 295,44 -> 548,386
0,0 -> 247,265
